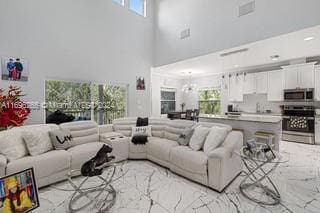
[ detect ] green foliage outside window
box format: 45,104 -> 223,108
45,80 -> 127,124
198,89 -> 221,115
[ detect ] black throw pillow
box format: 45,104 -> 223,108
132,135 -> 148,145
136,117 -> 149,127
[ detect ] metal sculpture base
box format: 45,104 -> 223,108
240,157 -> 281,205
68,165 -> 117,212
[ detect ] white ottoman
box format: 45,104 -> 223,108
100,133 -> 129,162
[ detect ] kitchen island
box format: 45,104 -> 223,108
200,114 -> 282,150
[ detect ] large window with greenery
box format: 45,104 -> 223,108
198,89 -> 221,115
160,88 -> 176,114
45,80 -> 127,124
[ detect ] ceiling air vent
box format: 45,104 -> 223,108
180,28 -> 190,39
239,1 -> 255,17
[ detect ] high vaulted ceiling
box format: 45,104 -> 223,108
153,25 -> 320,78
154,0 -> 320,67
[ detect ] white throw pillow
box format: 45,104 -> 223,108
131,126 -> 152,137
203,127 -> 229,155
0,129 -> 28,161
189,125 -> 210,151
22,130 -> 53,156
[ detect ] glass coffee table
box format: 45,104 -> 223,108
67,161 -> 118,212
237,144 -> 289,205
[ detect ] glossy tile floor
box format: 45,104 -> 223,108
35,141 -> 320,213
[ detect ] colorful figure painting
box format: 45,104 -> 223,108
0,168 -> 39,213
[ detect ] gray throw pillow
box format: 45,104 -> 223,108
178,126 -> 194,146
49,129 -> 73,150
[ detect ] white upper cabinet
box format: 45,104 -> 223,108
255,72 -> 268,94
315,66 -> 320,101
267,70 -> 284,101
243,72 -> 268,94
299,64 -> 315,88
283,63 -> 315,89
243,73 -> 255,94
229,73 -> 244,102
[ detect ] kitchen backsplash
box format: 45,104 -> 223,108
230,94 -> 320,114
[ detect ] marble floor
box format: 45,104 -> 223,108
35,141 -> 320,213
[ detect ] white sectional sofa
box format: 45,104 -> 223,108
103,117 -> 244,192
0,117 -> 243,192
0,121 -> 106,188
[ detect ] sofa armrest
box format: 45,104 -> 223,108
207,131 -> 243,192
0,154 -> 7,177
98,124 -> 114,134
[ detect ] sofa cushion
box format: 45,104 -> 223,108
164,120 -> 195,141
113,117 -> 137,137
0,129 -> 28,162
0,124 -> 59,161
6,150 -> 70,179
60,121 -> 99,147
22,125 -> 58,156
203,127 -> 229,155
49,129 -> 74,150
177,126 -> 195,146
149,117 -> 169,138
132,126 -> 152,137
170,146 -> 208,175
129,140 -> 147,154
147,137 -> 179,162
189,126 -> 210,151
67,142 -> 105,170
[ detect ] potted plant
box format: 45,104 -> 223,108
180,103 -> 186,112
0,85 -> 31,130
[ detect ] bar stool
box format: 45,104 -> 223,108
254,131 -> 275,149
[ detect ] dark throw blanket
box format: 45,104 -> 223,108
81,144 -> 115,177
132,117 -> 149,145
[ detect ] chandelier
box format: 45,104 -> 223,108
182,72 -> 197,93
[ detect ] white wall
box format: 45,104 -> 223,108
151,72 -> 183,116
0,0 -> 154,124
154,0 -> 320,66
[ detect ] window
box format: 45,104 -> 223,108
113,0 -> 124,6
161,88 -> 176,114
45,80 -> 127,124
198,89 -> 221,115
129,0 -> 146,17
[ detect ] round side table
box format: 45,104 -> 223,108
67,162 -> 117,212
236,145 -> 289,205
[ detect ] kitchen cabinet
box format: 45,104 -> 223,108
315,66 -> 320,101
283,63 -> 315,89
267,70 -> 284,101
229,73 -> 244,102
255,72 -> 268,94
243,73 -> 255,94
299,64 -> 315,88
243,72 -> 268,94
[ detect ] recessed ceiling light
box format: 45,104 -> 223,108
304,37 -> 314,41
234,65 -> 240,67
270,55 -> 280,61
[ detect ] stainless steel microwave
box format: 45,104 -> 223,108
284,88 -> 314,102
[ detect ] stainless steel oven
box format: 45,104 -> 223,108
284,88 -> 314,102
282,106 -> 315,144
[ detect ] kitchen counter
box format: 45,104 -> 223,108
199,113 -> 282,150
199,114 -> 282,124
